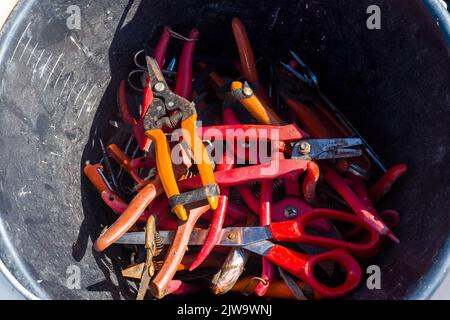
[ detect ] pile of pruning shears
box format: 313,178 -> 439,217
84,18 -> 408,300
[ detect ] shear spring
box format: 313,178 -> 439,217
152,231 -> 166,271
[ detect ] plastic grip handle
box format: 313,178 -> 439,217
231,17 -> 258,83
269,209 -> 380,257
177,158 -> 309,190
154,26 -> 171,69
175,28 -> 199,99
284,98 -> 330,139
94,183 -> 157,252
83,163 -> 110,193
368,163 -> 408,203
145,128 -> 187,221
303,161 -> 320,204
181,114 -> 219,210
322,166 -> 391,237
255,180 -> 274,296
150,205 -> 210,299
265,246 -> 362,299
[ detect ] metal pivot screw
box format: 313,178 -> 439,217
228,232 -> 236,241
299,142 -> 311,154
154,82 -> 165,92
284,206 -> 298,219
242,82 -> 253,97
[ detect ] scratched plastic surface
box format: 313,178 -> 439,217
0,0 -> 449,300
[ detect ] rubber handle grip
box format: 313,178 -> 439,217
303,161 -> 320,204
175,28 -> 199,99
94,183 -> 157,252
322,166 -> 394,238
150,205 -> 209,298
231,17 -> 258,83
154,26 -> 171,69
265,246 -> 362,299
269,208 -> 380,257
177,158 -> 309,189
181,114 -> 219,210
83,163 -> 110,193
368,163 -> 408,203
284,98 -> 330,139
255,180 -> 274,296
145,128 -> 187,221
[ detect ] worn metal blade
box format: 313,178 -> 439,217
292,138 -> 363,160
241,240 -> 274,256
136,257 -> 153,300
115,227 -> 271,246
145,53 -> 167,85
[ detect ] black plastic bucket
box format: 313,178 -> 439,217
0,0 -> 449,300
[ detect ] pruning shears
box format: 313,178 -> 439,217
143,54 -> 219,221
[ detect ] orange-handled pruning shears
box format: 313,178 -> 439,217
143,53 -> 219,221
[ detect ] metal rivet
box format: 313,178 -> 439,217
154,82 -> 165,92
284,206 -> 298,219
228,232 -> 236,240
242,86 -> 253,97
299,142 -> 311,154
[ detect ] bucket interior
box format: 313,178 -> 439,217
0,0 -> 449,300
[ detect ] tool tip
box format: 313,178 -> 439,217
207,196 -> 219,210
386,231 -> 400,244
188,263 -> 199,272
173,206 -> 188,221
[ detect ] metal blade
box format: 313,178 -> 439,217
242,240 -> 274,256
321,149 -> 362,160
279,62 -> 314,85
115,227 -> 271,246
292,138 -> 363,160
145,52 -> 166,84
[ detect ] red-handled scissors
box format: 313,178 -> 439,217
116,209 -> 378,298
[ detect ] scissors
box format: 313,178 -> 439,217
116,208 -> 380,298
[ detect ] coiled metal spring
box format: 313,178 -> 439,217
152,231 -> 167,271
